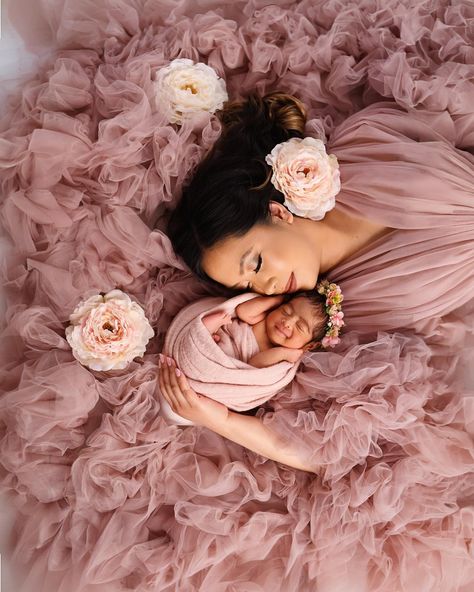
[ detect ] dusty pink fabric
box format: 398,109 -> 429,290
0,1 -> 473,591
163,293 -> 297,411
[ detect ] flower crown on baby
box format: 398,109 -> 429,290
265,137 -> 341,221
316,279 -> 345,348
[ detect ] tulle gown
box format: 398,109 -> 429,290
0,1 -> 474,591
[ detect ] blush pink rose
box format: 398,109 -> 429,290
322,334 -> 340,348
265,137 -> 341,220
154,58 -> 228,125
65,290 -> 154,371
331,311 -> 345,329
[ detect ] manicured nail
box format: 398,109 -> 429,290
175,368 -> 181,377
167,357 -> 173,366
159,353 -> 164,364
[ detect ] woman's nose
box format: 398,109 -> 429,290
261,275 -> 277,295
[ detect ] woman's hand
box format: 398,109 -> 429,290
158,355 -> 316,473
158,354 -> 229,427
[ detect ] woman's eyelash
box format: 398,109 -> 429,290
254,255 -> 262,273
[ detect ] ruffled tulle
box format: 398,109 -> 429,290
1,1 -> 474,590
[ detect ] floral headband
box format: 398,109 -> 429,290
265,137 -> 341,220
316,280 -> 345,348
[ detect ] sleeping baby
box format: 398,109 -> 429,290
160,281 -> 344,425
203,292 -> 329,367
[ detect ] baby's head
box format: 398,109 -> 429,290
265,283 -> 344,351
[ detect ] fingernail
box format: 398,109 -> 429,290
167,357 -> 173,367
159,353 -> 164,363
175,368 -> 181,377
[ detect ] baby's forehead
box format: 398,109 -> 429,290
285,296 -> 324,322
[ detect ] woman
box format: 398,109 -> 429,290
2,2 -> 474,590
168,92 -> 474,336
160,92 -> 474,472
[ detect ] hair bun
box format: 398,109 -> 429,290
262,91 -> 306,136
219,91 -> 306,159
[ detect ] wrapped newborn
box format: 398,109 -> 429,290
160,290 -> 331,425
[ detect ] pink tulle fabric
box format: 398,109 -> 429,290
0,1 -> 473,591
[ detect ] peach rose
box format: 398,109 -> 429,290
65,290 -> 154,371
265,137 -> 341,220
154,58 -> 228,124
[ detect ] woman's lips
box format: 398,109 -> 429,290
284,272 -> 297,293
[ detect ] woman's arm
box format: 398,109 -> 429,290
158,355 -> 317,473
235,295 -> 285,325
213,410 -> 316,473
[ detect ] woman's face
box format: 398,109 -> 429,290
201,207 -> 320,295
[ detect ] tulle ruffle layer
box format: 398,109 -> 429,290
1,0 -> 474,590
2,329 -> 474,591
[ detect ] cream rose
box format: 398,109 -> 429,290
65,290 -> 154,371
154,58 -> 228,124
265,137 -> 341,220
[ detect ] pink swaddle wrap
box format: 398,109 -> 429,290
160,293 -> 298,425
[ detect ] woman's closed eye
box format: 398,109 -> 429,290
245,255 -> 263,288
242,255 -> 263,289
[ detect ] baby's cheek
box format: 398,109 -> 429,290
267,310 -> 279,325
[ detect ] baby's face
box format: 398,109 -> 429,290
265,296 -> 322,350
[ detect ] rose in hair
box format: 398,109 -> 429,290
65,290 -> 154,371
154,58 -> 228,124
266,137 -> 341,220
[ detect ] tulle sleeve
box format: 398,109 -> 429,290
328,103 -> 474,230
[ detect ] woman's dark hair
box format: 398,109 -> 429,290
167,91 -> 306,283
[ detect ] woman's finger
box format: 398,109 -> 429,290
162,356 -> 184,404
168,357 -> 201,411
159,355 -> 178,409
167,359 -> 191,410
174,367 -> 200,407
